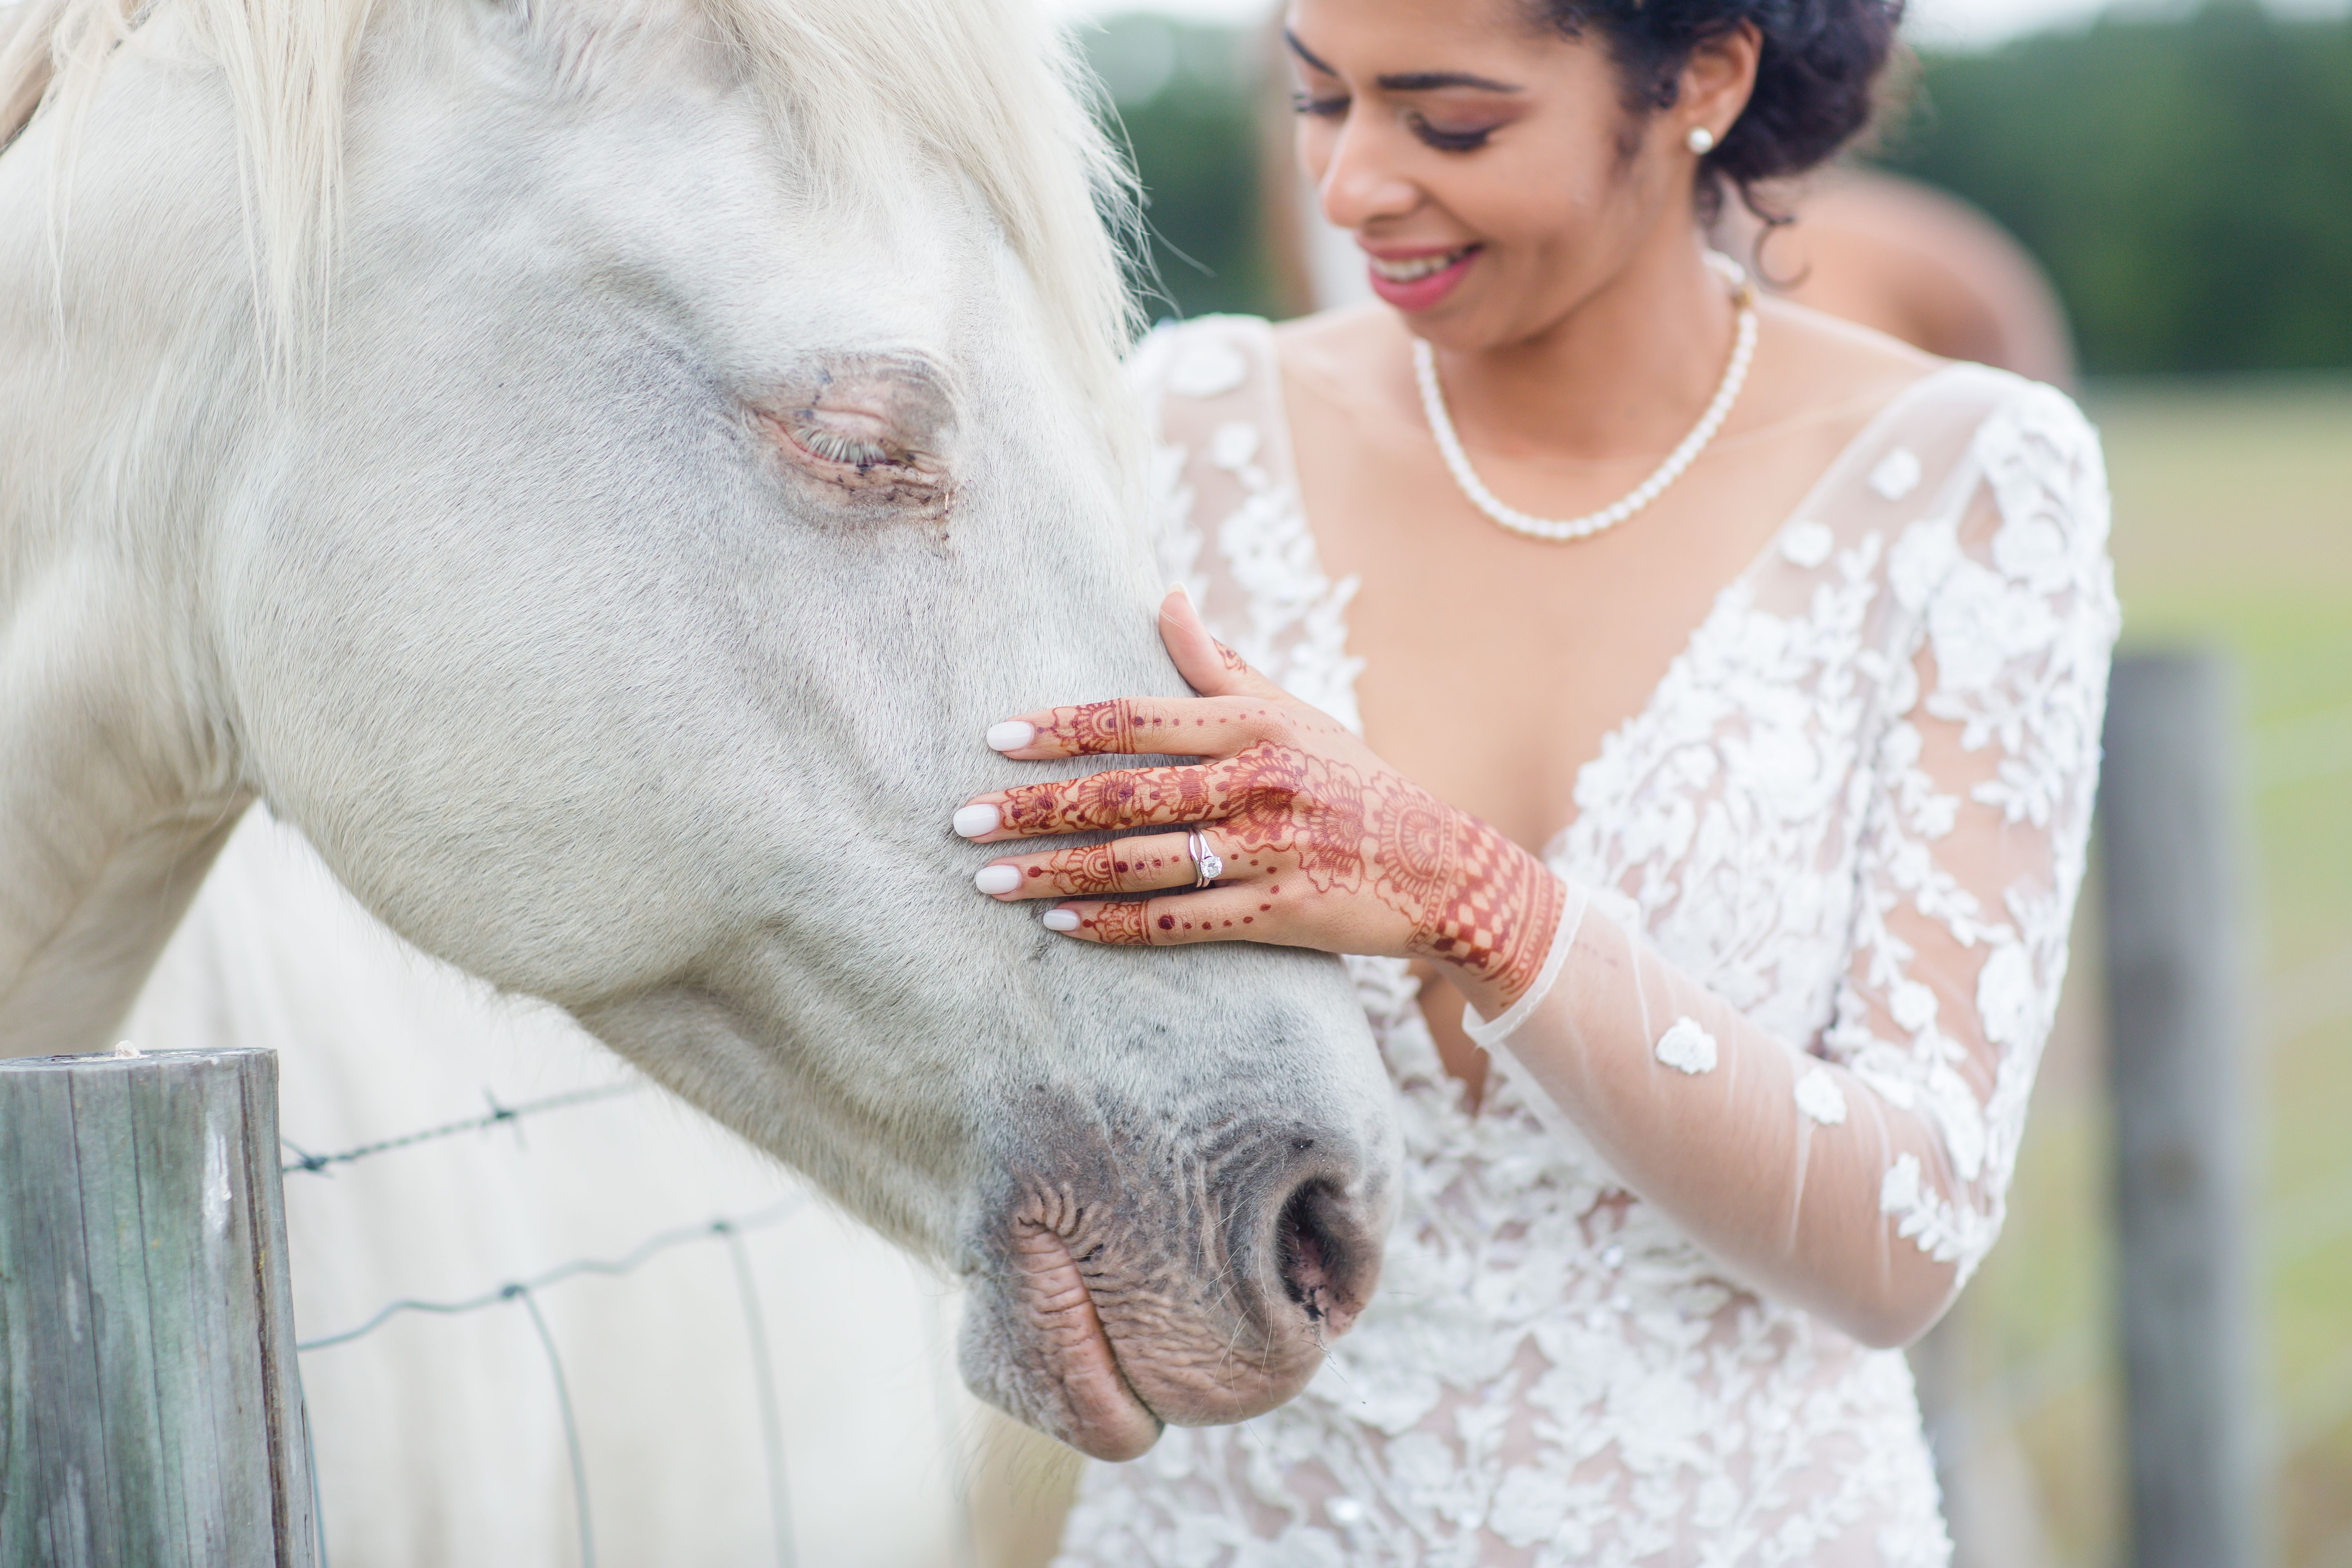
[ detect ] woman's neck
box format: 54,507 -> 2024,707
1423,227 -> 1740,467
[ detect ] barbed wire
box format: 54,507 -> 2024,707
280,1081 -> 644,1176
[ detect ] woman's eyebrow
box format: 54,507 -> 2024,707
1283,29 -> 1525,94
1283,30 -> 1341,75
1374,70 -> 1524,94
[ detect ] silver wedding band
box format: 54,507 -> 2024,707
1187,827 -> 1223,889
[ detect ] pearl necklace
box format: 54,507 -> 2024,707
1413,250 -> 1758,543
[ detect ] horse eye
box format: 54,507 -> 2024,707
754,354 -> 955,496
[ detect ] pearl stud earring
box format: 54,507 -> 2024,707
1686,126 -> 1716,154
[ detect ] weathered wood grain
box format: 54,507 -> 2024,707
0,1048 -> 313,1567
2101,650 -> 2263,1568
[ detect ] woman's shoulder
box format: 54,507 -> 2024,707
1752,296 -> 1941,422
1758,295 -> 2090,444
1128,314 -> 1278,402
1125,316 -> 1294,463
1268,301 -> 1405,370
1127,306 -> 1411,419
1753,298 -> 2102,538
1269,304 -> 1423,427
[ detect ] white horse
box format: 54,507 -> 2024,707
0,0 -> 1400,1547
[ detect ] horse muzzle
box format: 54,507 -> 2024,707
959,1102 -> 1390,1460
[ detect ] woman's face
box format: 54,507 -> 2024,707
1286,0 -> 1700,348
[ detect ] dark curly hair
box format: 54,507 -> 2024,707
1532,0 -> 1905,220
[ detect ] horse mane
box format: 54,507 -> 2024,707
0,0 -> 1143,401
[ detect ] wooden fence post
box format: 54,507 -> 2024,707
2100,649 -> 2263,1568
0,1047 -> 315,1567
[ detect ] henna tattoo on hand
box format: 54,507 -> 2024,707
1022,745 -> 1561,1003
986,678 -> 1563,1002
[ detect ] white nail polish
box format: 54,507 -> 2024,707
974,864 -> 1023,895
986,720 -> 1036,752
1042,909 -> 1080,932
953,803 -> 1001,838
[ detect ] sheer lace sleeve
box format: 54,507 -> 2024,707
1469,378 -> 2119,1347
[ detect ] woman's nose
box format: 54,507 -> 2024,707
1306,116 -> 1421,235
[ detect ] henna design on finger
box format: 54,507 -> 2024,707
1213,638 -> 1249,675
1031,842 -> 1121,895
997,764 -> 1212,835
1076,902 -> 1153,945
1041,699 -> 1142,756
1009,838 -> 1194,897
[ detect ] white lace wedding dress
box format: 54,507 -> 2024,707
1051,316 -> 2118,1568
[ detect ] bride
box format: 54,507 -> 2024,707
956,0 -> 2117,1560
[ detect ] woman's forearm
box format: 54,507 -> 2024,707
1469,889 -> 1960,1348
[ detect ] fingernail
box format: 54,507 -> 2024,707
953,803 -> 1000,838
974,864 -> 1023,895
986,720 -> 1036,752
1042,908 -> 1081,932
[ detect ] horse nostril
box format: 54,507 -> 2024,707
1275,1180 -> 1363,1338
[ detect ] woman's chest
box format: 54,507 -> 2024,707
1302,486 -> 1896,1051
1285,381 -> 1863,857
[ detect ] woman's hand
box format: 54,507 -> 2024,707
955,589 -> 1567,1016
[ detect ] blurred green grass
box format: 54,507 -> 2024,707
1939,377 -> 2352,1567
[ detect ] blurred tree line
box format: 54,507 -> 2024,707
1078,2 -> 2352,375
1082,15 -> 1280,324
1879,2 -> 2352,374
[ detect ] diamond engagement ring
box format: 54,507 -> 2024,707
1188,827 -> 1223,888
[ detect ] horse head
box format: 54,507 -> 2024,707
0,0 -> 1395,1460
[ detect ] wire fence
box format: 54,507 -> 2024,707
284,1082 -> 814,1568
280,1082 -> 644,1177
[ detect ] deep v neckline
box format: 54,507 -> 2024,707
1259,334 -> 1973,860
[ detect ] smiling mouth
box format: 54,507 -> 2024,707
1367,245 -> 1480,282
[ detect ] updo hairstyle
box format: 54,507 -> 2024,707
1532,0 -> 1905,220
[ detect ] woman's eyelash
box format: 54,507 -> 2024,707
1287,91 -> 1493,153
1410,116 -> 1495,154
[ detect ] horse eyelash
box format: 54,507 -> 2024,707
793,423 -> 900,470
